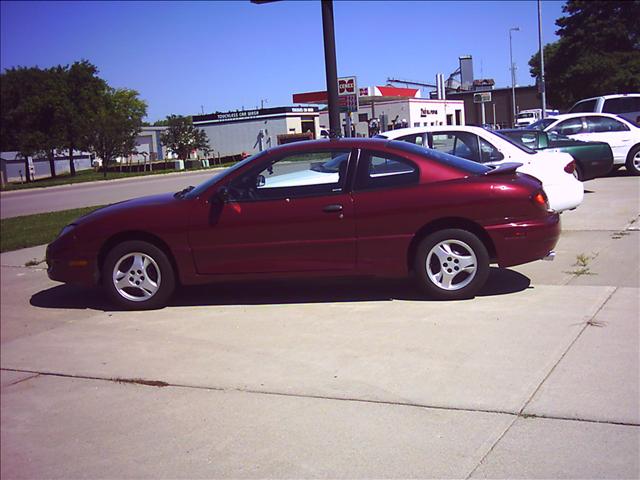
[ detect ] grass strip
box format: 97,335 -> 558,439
0,205 -> 106,253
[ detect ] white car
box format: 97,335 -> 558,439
377,125 -> 584,213
527,113 -> 640,175
567,94 -> 640,124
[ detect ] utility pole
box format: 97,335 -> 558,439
321,0 -> 341,138
537,0 -> 547,118
509,26 -> 520,127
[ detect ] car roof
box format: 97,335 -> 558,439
574,93 -> 640,102
545,112 -> 631,121
380,125 -> 487,139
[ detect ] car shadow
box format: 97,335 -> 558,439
30,267 -> 531,312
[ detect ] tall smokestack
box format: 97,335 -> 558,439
459,55 -> 474,91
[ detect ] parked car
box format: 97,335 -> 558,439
377,125 -> 584,212
526,113 -> 640,175
567,94 -> 640,124
498,129 -> 613,181
47,138 -> 560,309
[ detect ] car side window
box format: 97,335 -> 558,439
585,116 -> 630,133
398,133 -> 426,146
554,118 -> 584,135
479,138 -> 505,163
228,150 -> 351,201
430,132 -> 479,161
355,151 -> 419,191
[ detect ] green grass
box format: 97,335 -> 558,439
1,162 -> 234,192
0,205 -> 107,253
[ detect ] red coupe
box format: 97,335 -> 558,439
47,138 -> 560,309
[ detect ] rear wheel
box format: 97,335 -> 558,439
626,145 -> 640,176
413,229 -> 489,300
573,164 -> 584,181
102,240 -> 175,310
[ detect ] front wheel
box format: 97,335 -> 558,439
102,240 -> 176,310
626,145 -> 640,176
413,229 -> 489,300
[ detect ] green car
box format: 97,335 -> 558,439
498,129 -> 613,181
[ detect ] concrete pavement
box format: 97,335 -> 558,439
1,174 -> 639,478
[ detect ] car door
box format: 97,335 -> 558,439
580,116 -> 634,163
187,149 -> 357,275
351,149 -> 422,275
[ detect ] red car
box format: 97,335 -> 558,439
47,138 -> 560,309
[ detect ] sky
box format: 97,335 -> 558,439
1,0 -> 566,122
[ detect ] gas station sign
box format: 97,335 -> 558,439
338,76 -> 358,113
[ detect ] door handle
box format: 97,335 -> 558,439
322,204 -> 343,213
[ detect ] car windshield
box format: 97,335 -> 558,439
185,151 -> 268,198
387,140 -> 490,175
490,131 -> 537,154
526,118 -> 557,130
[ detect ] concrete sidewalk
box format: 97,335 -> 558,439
1,174 -> 638,478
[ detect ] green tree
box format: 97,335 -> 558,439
86,87 -> 147,178
529,0 -> 640,109
160,115 -> 210,166
0,66 -> 64,181
59,60 -> 108,176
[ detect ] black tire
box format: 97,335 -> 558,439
413,229 -> 489,300
625,145 -> 640,176
102,240 -> 175,310
573,163 -> 584,182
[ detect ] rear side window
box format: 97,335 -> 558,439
585,116 -> 630,133
603,97 -> 640,114
355,151 -> 419,190
387,140 -> 490,175
569,99 -> 598,113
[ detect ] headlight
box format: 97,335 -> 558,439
58,224 -> 77,238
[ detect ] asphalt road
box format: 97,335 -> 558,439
1,174 -> 639,478
0,170 -> 221,219
0,162 -> 317,219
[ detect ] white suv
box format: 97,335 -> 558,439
568,94 -> 640,124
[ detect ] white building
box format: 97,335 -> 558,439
193,106 -> 320,159
294,85 -> 465,137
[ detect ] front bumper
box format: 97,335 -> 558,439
46,242 -> 99,286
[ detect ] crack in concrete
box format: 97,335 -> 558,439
3,362 -> 637,431
463,286 -> 621,479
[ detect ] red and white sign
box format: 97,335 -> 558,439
338,76 -> 358,112
338,77 -> 356,95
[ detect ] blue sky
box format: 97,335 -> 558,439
1,0 -> 566,122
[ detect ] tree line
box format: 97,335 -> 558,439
1,60 -> 147,181
529,0 -> 640,110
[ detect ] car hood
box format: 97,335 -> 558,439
73,192 -> 178,225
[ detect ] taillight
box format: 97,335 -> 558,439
564,161 -> 576,174
531,190 -> 550,210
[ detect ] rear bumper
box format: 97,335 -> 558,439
545,177 -> 584,212
486,213 -> 561,268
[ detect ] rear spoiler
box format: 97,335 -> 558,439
484,162 -> 523,175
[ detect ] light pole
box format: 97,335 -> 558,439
509,26 -> 520,127
537,0 -> 547,118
